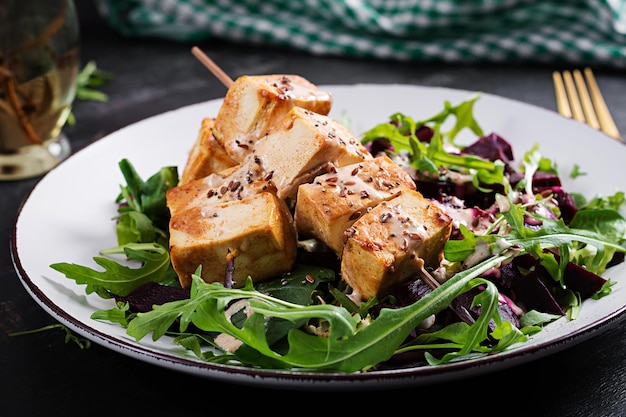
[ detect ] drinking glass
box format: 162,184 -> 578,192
0,0 -> 80,180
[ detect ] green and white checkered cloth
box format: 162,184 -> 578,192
94,0 -> 626,68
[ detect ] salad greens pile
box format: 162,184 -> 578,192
51,95 -> 626,373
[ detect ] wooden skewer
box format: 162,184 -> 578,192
191,46 -> 233,88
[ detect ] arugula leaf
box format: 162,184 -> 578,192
576,191 -> 626,212
50,243 -> 171,298
91,301 -> 134,326
254,264 -> 337,346
10,324 -> 91,350
415,93 -> 484,142
125,255 -> 513,372
519,309 -> 562,328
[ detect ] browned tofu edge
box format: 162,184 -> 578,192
179,117 -> 238,185
169,192 -> 298,289
340,189 -> 452,300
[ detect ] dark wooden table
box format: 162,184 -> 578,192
2,2 -> 626,414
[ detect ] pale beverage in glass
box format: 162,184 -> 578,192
0,0 -> 80,180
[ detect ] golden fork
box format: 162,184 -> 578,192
552,67 -> 621,141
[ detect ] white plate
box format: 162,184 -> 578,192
12,84 -> 626,390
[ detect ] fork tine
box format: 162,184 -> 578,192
562,70 -> 586,123
572,69 -> 600,129
553,68 -> 622,141
584,67 -> 621,140
553,71 -> 572,118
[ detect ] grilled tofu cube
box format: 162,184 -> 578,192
341,189 -> 452,301
170,101 -> 370,216
169,192 -> 297,289
251,106 -> 372,200
294,155 -> 416,255
179,117 -> 238,185
166,162 -> 273,219
213,74 -> 333,162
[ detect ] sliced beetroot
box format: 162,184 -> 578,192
461,132 -> 515,168
564,262 -> 607,299
508,171 -> 524,186
514,253 -> 541,270
529,172 -> 578,224
463,183 -> 502,209
415,177 -> 500,209
511,268 -> 565,316
510,170 -> 566,194
415,125 -> 434,142
414,178 -> 462,201
551,187 -> 578,224
492,260 -> 525,292
492,254 -> 538,292
531,171 -> 562,190
452,286 -> 521,329
608,252 -> 625,268
549,253 -> 608,299
116,282 -> 190,313
374,278 -> 434,339
395,278 -> 433,306
496,302 -> 521,328
386,278 -> 489,329
367,137 -> 392,156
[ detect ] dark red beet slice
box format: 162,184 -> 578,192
564,262 -> 607,299
512,269 -> 565,316
461,132 -> 515,167
116,282 -> 190,313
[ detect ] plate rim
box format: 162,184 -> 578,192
11,83 -> 626,390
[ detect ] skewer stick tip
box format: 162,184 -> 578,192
191,46 -> 234,88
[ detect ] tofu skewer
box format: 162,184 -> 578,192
170,52 -> 365,290
177,49 -> 456,308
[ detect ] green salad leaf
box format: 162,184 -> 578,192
50,159 -> 180,298
115,158 -> 178,247
126,255 -> 519,372
51,243 -> 171,298
360,94 -> 499,182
